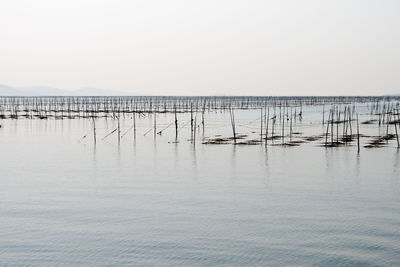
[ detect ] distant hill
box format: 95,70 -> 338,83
73,87 -> 127,96
16,86 -> 71,96
0,84 -> 133,96
0,84 -> 24,95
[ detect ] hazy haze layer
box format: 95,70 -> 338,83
0,0 -> 399,95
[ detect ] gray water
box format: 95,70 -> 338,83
0,107 -> 400,266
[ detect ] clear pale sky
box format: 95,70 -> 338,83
0,0 -> 399,95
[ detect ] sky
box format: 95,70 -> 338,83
0,0 -> 399,96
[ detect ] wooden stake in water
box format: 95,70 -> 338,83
386,108 -> 390,143
282,107 -> 285,144
337,108 -> 340,143
202,102 -> 206,138
343,106 -> 347,140
193,115 -> 196,146
265,107 -> 269,147
325,111 -> 331,146
229,108 -> 236,144
260,107 -> 263,144
133,111 -> 136,140
174,105 -> 178,140
93,117 -> 96,145
331,109 -> 334,146
117,117 -> 121,144
290,107 -> 293,142
153,111 -> 157,139
271,115 -> 275,143
190,103 -> 193,142
357,113 -> 360,153
394,111 -> 399,148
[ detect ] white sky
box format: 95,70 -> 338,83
0,0 -> 399,95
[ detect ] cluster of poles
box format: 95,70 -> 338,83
1,96 -> 400,150
0,96 -> 398,120
229,104 -> 303,145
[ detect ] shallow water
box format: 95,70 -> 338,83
0,106 -> 400,266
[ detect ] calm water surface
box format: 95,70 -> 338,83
0,108 -> 399,266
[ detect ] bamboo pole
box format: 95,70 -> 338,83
117,117 -> 121,144
93,117 -> 96,145
265,106 -> 269,147
229,108 -> 236,144
260,107 -> 263,144
394,111 -> 399,148
357,113 -> 360,153
174,105 -> 178,140
133,111 -> 136,140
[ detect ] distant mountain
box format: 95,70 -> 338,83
0,84 -> 133,96
73,87 -> 129,96
16,86 -> 70,96
0,84 -> 23,96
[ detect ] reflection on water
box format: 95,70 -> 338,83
0,108 -> 400,266
191,145 -> 198,176
394,149 -> 400,172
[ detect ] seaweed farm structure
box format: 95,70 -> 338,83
1,96 -> 399,118
0,96 -> 399,150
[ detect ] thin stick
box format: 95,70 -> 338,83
260,107 -> 263,144
103,128 -> 118,140
265,106 -> 269,147
133,110 -> 136,139
357,113 -> 360,153
92,117 -> 96,145
118,117 -> 121,144
193,115 -> 197,146
395,111 -> 399,148
229,108 -> 236,144
174,105 -> 178,140
153,111 -> 156,139
325,110 -> 331,146
282,107 -> 285,144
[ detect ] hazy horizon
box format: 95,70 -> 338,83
1,0 -> 399,96
1,83 -> 399,96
